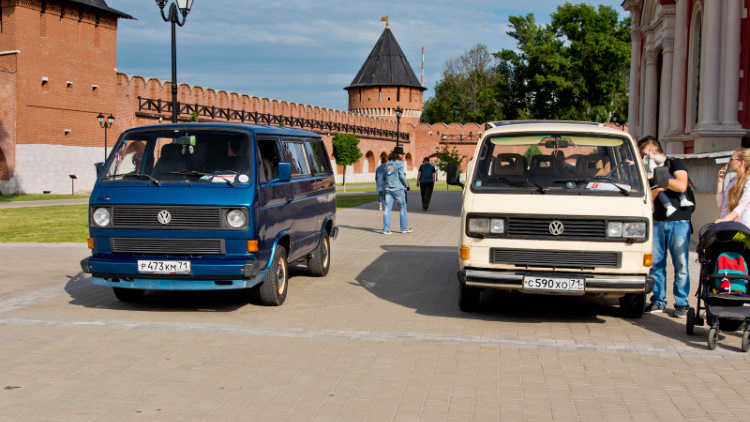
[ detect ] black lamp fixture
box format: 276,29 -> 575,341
610,114 -> 624,131
156,0 -> 195,123
394,106 -> 403,147
97,113 -> 115,162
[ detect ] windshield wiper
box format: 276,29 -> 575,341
105,173 -> 160,186
525,176 -> 547,194
554,177 -> 629,196
170,170 -> 234,187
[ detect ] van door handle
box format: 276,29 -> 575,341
286,197 -> 293,204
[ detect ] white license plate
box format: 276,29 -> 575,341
523,276 -> 584,292
137,260 -> 191,275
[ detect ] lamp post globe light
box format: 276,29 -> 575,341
97,113 -> 115,162
394,106 -> 403,148
155,0 -> 195,123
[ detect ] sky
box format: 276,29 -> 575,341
107,0 -> 627,112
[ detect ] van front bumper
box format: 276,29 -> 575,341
458,268 -> 654,295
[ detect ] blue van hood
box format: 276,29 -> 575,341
90,184 -> 253,207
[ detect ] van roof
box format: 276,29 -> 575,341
484,120 -> 603,130
126,122 -> 321,138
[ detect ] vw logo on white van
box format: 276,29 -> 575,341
548,220 -> 564,236
157,210 -> 172,225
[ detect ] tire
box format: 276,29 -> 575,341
307,233 -> 330,277
259,246 -> 288,306
458,284 -> 480,312
743,331 -> 750,353
113,287 -> 145,302
708,327 -> 719,350
686,307 -> 696,335
619,293 -> 645,319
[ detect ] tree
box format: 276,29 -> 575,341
331,132 -> 362,189
434,144 -> 466,172
422,45 -> 501,124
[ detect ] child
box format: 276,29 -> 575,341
640,143 -> 693,216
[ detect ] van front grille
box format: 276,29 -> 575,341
111,238 -> 225,255
111,206 -> 222,229
508,217 -> 606,239
490,248 -> 620,269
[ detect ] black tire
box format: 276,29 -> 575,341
458,284 -> 480,312
686,307 -> 696,335
708,327 -> 719,350
113,287 -> 145,302
619,293 -> 645,319
259,246 -> 288,306
743,331 -> 750,353
307,233 -> 330,277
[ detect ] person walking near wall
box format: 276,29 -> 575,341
417,157 -> 437,211
375,156 -> 387,211
715,148 -> 750,227
378,145 -> 411,234
639,136 -> 694,318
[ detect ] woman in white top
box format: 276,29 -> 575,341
716,148 -> 750,227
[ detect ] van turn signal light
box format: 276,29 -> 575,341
643,253 -> 653,267
460,247 -> 470,260
87,237 -> 95,249
247,240 -> 259,253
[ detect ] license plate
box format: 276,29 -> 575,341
523,276 -> 584,292
137,260 -> 191,275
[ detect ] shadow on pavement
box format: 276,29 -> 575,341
355,244 -> 613,324
351,190 -> 462,218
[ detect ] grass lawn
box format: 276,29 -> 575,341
0,193 -> 88,202
0,195 -> 379,243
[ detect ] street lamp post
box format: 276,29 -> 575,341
97,113 -> 115,162
156,0 -> 195,123
394,106 -> 403,148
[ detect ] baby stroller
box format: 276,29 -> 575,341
687,222 -> 750,351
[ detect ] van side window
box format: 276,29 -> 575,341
305,139 -> 332,174
282,140 -> 310,176
257,138 -> 280,183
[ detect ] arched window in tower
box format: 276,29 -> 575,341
397,87 -> 400,102
379,87 -> 382,102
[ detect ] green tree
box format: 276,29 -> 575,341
422,44 -> 501,124
331,132 -> 362,189
190,112 -> 199,122
434,144 -> 466,172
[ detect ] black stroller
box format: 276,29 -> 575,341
687,222 -> 750,351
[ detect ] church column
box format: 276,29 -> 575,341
697,0 -> 721,128
667,0 -> 688,137
659,38 -> 674,141
643,50 -> 659,137
627,11 -> 641,138
720,0 -> 742,129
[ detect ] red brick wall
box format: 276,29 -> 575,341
347,85 -> 423,126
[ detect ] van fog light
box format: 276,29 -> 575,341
226,209 -> 246,228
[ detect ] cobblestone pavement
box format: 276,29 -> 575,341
1,191 -> 749,421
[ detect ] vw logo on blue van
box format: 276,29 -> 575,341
157,210 -> 172,225
548,220 -> 564,236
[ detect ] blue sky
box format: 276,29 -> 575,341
108,1 -> 626,111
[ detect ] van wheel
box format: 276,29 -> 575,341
620,293 -> 645,318
259,246 -> 288,306
113,287 -> 145,302
459,284 -> 480,312
307,233 -> 330,277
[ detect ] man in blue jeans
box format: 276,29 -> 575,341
639,136 -> 693,317
378,145 -> 411,234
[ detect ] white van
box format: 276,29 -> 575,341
457,121 -> 657,318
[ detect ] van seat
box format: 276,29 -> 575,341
153,144 -> 189,180
529,155 -> 555,175
575,155 -> 610,177
493,153 -> 525,176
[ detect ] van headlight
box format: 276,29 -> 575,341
226,209 -> 247,229
607,221 -> 647,239
92,207 -> 111,227
467,217 -> 505,236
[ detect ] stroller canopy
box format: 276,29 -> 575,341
697,221 -> 750,255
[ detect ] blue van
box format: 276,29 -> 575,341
81,123 -> 337,305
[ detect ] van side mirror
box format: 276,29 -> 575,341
446,164 -> 464,188
95,162 -> 104,177
275,162 -> 292,182
652,166 -> 670,189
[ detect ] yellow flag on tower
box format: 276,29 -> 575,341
381,16 -> 389,28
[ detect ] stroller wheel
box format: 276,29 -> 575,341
742,331 -> 750,353
708,327 -> 719,350
686,307 -> 696,335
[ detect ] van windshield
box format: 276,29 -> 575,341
471,133 -> 644,196
102,129 -> 252,185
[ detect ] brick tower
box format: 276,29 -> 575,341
0,0 -> 131,194
345,22 -> 425,126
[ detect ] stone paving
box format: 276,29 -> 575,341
1,191 -> 750,421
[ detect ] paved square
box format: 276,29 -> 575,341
2,191 -> 750,421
